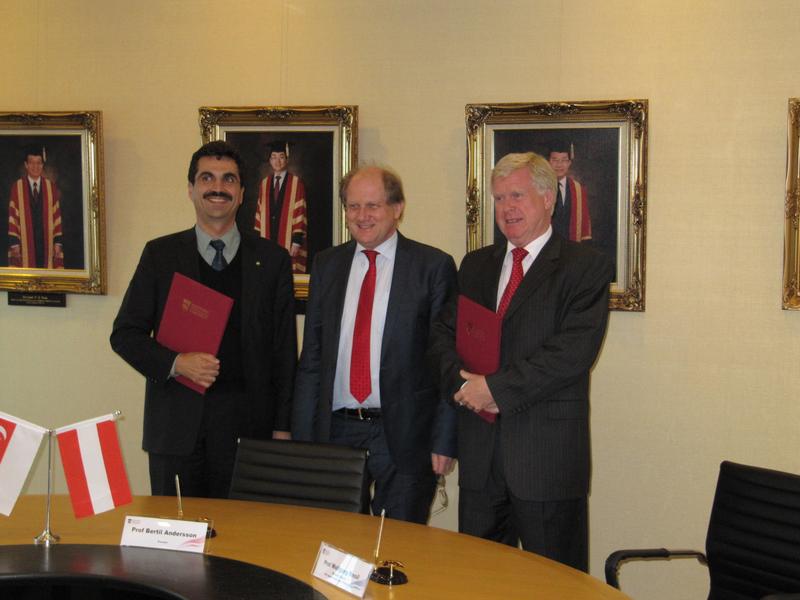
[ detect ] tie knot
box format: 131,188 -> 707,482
362,249 -> 378,264
210,239 -> 225,252
511,247 -> 528,263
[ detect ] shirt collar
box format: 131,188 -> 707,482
195,222 -> 241,255
505,226 -> 552,260
355,230 -> 398,261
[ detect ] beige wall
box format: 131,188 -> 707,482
3,1 -> 800,597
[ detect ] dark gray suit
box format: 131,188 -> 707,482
292,232 -> 457,520
111,228 -> 296,495
430,233 -> 612,567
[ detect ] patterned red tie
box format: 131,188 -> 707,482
497,247 -> 528,317
350,250 -> 378,403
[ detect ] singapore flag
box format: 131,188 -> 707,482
0,411 -> 48,516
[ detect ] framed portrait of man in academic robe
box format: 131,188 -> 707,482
199,105 -> 357,307
0,111 -> 106,295
465,100 -> 648,311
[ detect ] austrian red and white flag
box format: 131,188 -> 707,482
56,414 -> 132,518
0,411 -> 48,516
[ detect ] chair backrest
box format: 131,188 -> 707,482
706,461 -> 800,599
229,438 -> 369,514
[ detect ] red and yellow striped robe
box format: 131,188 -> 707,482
7,177 -> 63,268
254,173 -> 308,274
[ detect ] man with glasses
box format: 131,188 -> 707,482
292,165 -> 456,524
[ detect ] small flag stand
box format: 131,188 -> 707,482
34,430 -> 59,546
32,410 -> 124,545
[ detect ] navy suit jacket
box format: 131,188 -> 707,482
292,232 -> 457,474
430,234 -> 612,501
110,227 -> 297,455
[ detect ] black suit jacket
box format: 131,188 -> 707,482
430,234 -> 612,501
110,228 -> 297,455
292,232 -> 457,474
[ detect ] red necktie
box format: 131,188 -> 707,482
350,250 -> 378,403
497,247 -> 528,317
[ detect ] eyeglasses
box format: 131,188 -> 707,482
344,202 -> 388,214
430,475 -> 449,517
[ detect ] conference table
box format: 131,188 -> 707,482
0,495 -> 630,600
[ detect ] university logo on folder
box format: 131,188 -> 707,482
0,411 -> 47,516
156,272 -> 234,394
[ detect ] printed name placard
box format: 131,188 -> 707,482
312,541 -> 374,597
120,515 -> 209,553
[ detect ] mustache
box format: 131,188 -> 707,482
203,191 -> 233,201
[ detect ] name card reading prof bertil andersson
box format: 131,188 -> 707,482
120,515 -> 209,554
312,541 -> 373,598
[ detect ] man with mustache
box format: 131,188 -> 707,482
111,140 -> 296,498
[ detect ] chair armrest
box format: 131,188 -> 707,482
604,548 -> 708,589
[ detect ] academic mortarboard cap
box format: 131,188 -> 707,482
24,145 -> 46,162
548,140 -> 574,160
268,140 -> 289,157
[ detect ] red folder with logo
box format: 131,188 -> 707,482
156,273 -> 233,394
455,295 -> 501,423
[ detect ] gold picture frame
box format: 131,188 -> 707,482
0,111 -> 106,295
199,105 -> 358,301
466,100 -> 648,311
783,99 -> 800,309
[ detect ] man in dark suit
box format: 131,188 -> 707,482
111,141 -> 296,498
253,140 -> 308,274
7,146 -> 64,268
549,140 -> 592,243
292,165 -> 457,524
430,152 -> 612,570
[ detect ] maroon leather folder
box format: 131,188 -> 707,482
156,273 -> 233,394
456,295 -> 501,423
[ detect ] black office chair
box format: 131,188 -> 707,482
605,461 -> 800,599
229,438 -> 370,514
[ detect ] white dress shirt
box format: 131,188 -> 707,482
495,226 -> 552,310
332,232 -> 398,410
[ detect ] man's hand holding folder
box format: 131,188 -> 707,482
156,273 -> 233,394
454,295 -> 502,423
174,352 -> 220,390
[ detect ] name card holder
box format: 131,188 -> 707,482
312,541 -> 374,598
120,515 -> 211,554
